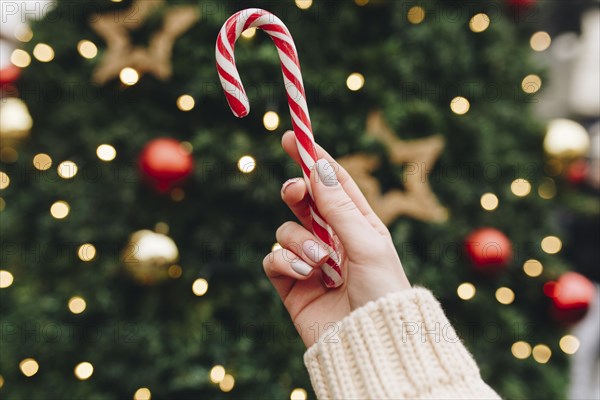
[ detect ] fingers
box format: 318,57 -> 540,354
310,159 -> 379,252
263,247 -> 315,281
281,177 -> 312,230
281,131 -> 388,235
276,221 -> 330,266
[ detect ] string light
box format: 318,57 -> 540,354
33,43 -> 55,62
355,0 -> 369,5
11,49 -> 31,68
272,243 -> 282,252
0,270 -> 14,288
521,74 -> 542,94
530,31 -> 551,52
237,155 -> 256,173
33,153 -> 52,171
219,374 -> 235,392
457,282 -> 476,300
77,40 -> 98,59
510,179 -> 531,197
450,96 -> 470,115
511,341 -> 531,359
480,193 -> 498,211
495,287 -> 515,305
241,27 -> 257,39
263,111 -> 280,131
97,144 -> 117,161
469,13 -> 490,33
167,265 -> 182,279
532,344 -> 552,364
559,335 -> 580,355
78,244 -> 97,262
68,296 -> 87,314
538,178 -> 557,200
177,95 -> 195,111
170,188 -> 185,202
192,278 -> 208,296
0,198 -> 5,211
120,67 -> 139,85
291,388 -> 308,400
523,259 -> 543,277
74,362 -> 94,380
0,172 -> 9,190
210,365 -> 226,383
14,25 -> 33,42
133,387 -> 152,400
19,358 -> 39,377
346,72 -> 365,91
0,374 -> 3,388
295,0 -> 312,10
50,201 -> 70,219
541,236 -> 562,254
407,6 -> 425,24
57,160 -> 78,179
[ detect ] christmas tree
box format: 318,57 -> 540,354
1,0 -> 590,398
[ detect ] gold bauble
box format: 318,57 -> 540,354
544,119 -> 590,159
0,98 -> 33,145
122,229 -> 179,284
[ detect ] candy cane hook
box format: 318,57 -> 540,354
215,8 -> 343,288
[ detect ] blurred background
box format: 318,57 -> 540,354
0,0 -> 599,399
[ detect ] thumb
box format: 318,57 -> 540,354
310,158 -> 377,251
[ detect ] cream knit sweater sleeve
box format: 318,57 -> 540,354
303,288 -> 501,399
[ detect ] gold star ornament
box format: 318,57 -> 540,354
90,0 -> 199,85
338,111 -> 448,225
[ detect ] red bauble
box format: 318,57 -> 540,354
138,138 -> 193,192
506,0 -> 536,8
566,159 -> 589,185
545,272 -> 596,324
0,64 -> 21,86
465,228 -> 513,272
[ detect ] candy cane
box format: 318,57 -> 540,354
215,8 -> 343,288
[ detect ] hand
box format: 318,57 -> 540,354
263,131 -> 411,347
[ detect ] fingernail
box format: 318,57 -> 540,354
303,240 -> 326,263
291,259 -> 313,276
281,177 -> 301,195
315,159 -> 338,187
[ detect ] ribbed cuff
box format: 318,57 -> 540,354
303,288 -> 500,399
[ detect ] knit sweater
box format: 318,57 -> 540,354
304,288 -> 501,399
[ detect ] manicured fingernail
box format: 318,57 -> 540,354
315,159 -> 338,187
291,259 -> 312,276
281,177 -> 301,195
303,240 -> 326,263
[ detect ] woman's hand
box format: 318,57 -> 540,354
263,131 -> 411,347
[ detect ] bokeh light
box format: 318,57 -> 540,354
237,155 -> 256,173
77,40 -> 98,59
192,278 -> 208,296
480,193 -> 499,211
457,282 -> 476,300
523,259 -> 543,277
68,296 -> 87,314
346,73 -> 365,91
541,236 -> 562,254
74,362 -> 94,380
450,96 -> 470,115
511,341 -> 532,359
469,13 -> 490,32
97,144 -> 117,161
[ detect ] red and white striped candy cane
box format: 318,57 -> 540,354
215,8 -> 343,288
